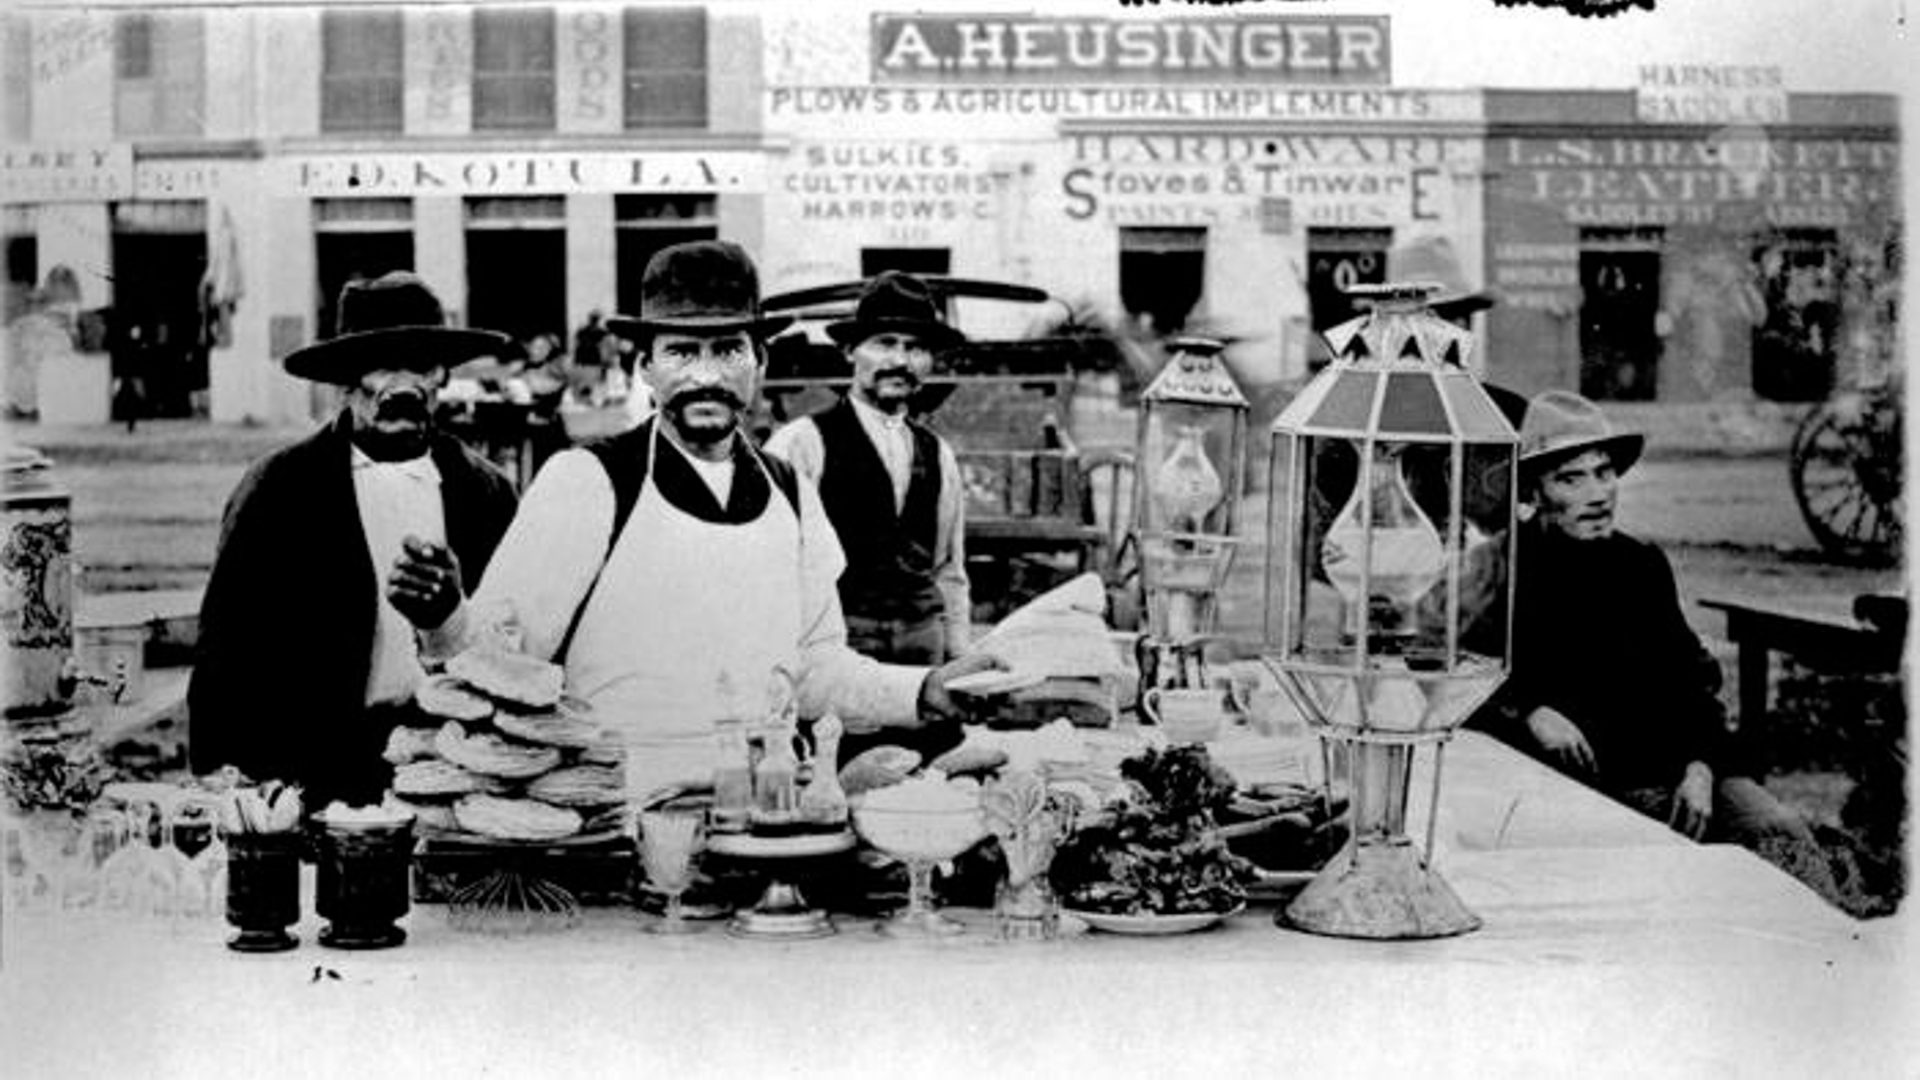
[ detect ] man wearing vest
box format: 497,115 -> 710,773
190,273 -> 520,807
429,242 -> 1000,802
765,271 -> 974,766
764,271 -> 972,661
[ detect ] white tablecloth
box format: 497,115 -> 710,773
3,735 -> 1910,1078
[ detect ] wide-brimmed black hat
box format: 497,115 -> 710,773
283,272 -> 516,385
606,240 -> 792,341
826,270 -> 965,349
1519,389 -> 1645,481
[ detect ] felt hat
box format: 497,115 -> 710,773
606,240 -> 793,340
1382,236 -> 1497,320
825,270 -> 966,349
283,272 -> 516,385
1519,389 -> 1645,479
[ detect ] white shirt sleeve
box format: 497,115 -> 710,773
430,449 -> 616,663
789,477 -> 928,733
761,418 -> 825,485
934,438 -> 972,653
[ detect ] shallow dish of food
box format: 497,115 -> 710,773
1062,903 -> 1246,935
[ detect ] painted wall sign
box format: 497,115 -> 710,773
870,14 -> 1391,84
769,85 -> 1475,123
783,142 -> 1005,224
1498,136 -> 1898,227
559,7 -> 622,132
1,144 -> 131,203
134,159 -> 230,200
1635,64 -> 1787,124
1060,132 -> 1473,226
275,152 -> 766,197
1489,241 -> 1580,311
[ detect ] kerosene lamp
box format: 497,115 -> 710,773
1131,333 -> 1249,692
1263,284 -> 1519,939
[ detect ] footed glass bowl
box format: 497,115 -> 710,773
852,804 -> 985,937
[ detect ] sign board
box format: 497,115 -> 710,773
274,152 -> 767,197
1636,64 -> 1788,124
2,145 -> 132,203
870,14 -> 1391,84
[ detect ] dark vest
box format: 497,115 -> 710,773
814,397 -> 944,622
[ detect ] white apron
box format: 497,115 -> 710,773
564,439 -> 805,802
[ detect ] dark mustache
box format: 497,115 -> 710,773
670,387 -> 745,410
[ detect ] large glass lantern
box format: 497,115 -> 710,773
1133,334 -> 1249,688
1263,284 -> 1519,939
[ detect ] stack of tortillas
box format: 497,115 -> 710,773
384,646 -> 628,842
968,573 -> 1128,728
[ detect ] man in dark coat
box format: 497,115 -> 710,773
1468,390 -> 1835,894
188,273 -> 520,807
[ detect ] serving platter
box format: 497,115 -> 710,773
1062,903 -> 1246,935
706,828 -> 856,859
423,826 -> 628,848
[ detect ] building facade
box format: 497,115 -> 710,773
757,9 -> 1488,391
1483,89 -> 1900,406
0,3 -> 1902,425
4,3 -> 768,424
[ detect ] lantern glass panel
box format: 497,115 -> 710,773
1264,431 -> 1516,737
1138,401 -> 1243,539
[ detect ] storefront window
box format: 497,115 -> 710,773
321,10 -> 404,134
466,197 -> 566,346
4,206 -> 35,322
1119,227 -> 1206,337
1305,226 -> 1391,336
1750,229 -> 1840,402
115,12 -> 204,137
615,195 -> 717,318
624,7 -> 706,129
1578,227 -> 1663,402
473,6 -> 555,131
314,199 -> 415,339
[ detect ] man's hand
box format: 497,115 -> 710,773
1669,762 -> 1714,840
1525,706 -> 1597,775
916,652 -> 1009,727
387,535 -> 464,630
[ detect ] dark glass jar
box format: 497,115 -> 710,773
224,831 -> 303,953
313,820 -> 414,949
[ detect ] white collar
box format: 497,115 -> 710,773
850,393 -> 908,432
350,446 -> 440,483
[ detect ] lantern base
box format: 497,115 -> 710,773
1280,835 -> 1480,940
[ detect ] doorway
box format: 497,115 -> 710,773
1578,230 -> 1663,402
315,230 -> 414,339
111,211 -> 208,420
467,229 -> 566,347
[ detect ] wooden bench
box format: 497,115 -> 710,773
1698,595 -> 1905,734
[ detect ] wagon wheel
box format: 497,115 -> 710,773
1078,449 -> 1141,629
1790,396 -> 1903,565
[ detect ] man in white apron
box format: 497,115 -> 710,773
425,241 -> 999,801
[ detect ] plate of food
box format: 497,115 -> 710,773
1063,903 -> 1246,936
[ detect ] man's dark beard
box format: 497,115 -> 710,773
664,387 -> 745,446
352,388 -> 435,461
863,368 -> 918,414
